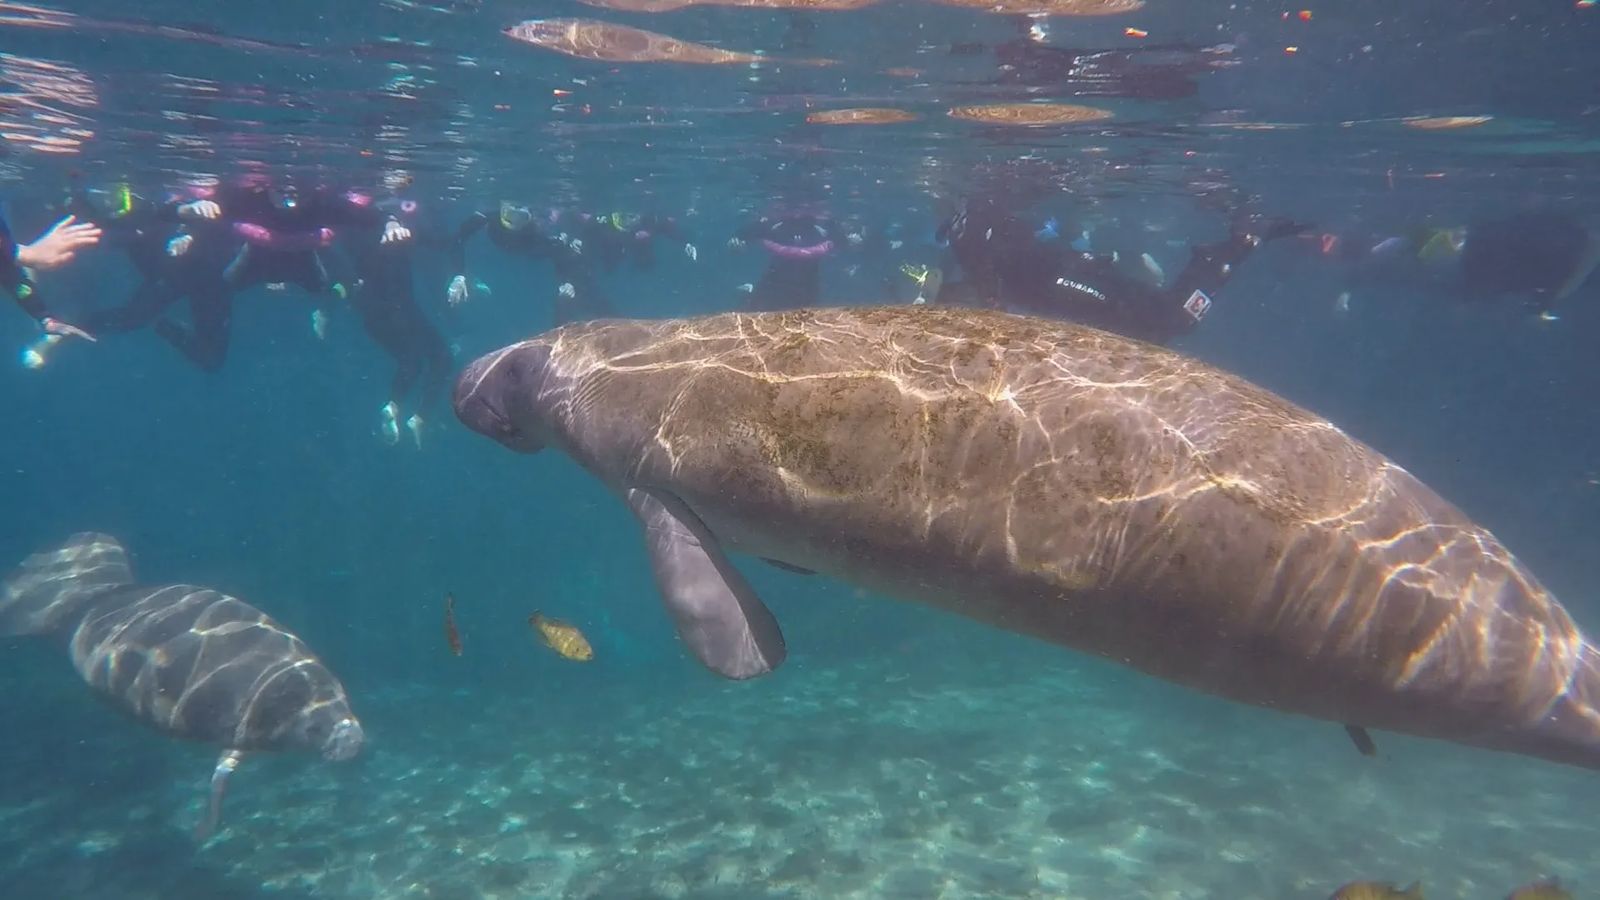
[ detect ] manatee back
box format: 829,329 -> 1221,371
68,584 -> 356,753
1,533 -> 133,637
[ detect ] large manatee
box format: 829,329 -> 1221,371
453,306 -> 1600,771
1,534 -> 364,836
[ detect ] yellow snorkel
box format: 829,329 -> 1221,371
111,182 -> 134,219
1417,227 -> 1466,262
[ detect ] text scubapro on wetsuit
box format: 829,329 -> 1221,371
1055,277 -> 1108,304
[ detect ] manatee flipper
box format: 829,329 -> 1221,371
1344,724 -> 1378,757
761,558 -> 817,576
625,487 -> 787,680
196,749 -> 243,840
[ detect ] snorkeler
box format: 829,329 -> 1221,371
729,207 -> 849,312
554,208 -> 698,272
1302,210 -> 1600,320
343,196 -> 452,447
1458,211 -> 1600,316
450,201 -> 611,326
3,207 -> 102,368
347,239 -> 452,448
932,197 -> 1308,345
834,215 -> 919,302
189,177 -> 410,338
63,181 -> 240,373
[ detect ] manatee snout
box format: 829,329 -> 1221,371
454,344 -> 550,453
321,717 -> 364,762
294,702 -> 365,762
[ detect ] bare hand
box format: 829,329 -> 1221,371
382,219 -> 412,244
16,216 -> 101,270
180,200 -> 222,220
41,316 -> 97,342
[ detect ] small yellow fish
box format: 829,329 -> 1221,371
1330,882 -> 1423,900
1506,879 -> 1572,900
530,612 -> 594,662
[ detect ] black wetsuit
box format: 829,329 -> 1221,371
1459,211 -> 1595,310
1308,211 -> 1596,316
453,210 -> 609,326
842,220 -> 910,302
738,214 -> 844,312
0,212 -> 45,322
342,203 -> 453,420
564,212 -> 689,273
937,199 -> 1293,345
71,192 -> 239,372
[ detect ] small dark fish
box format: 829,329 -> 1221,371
444,593 -> 463,656
1345,724 -> 1378,756
1507,878 -> 1572,900
1330,882 -> 1422,900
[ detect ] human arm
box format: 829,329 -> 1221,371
1,214 -> 99,338
13,215 -> 101,271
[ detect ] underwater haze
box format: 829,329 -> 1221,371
2,1 -> 1600,898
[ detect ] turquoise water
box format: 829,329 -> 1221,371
3,2 -> 1600,898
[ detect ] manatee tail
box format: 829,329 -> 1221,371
1,533 -> 132,636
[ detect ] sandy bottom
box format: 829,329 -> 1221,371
1,641 -> 1594,899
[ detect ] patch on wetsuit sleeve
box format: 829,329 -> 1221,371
1183,289 -> 1212,321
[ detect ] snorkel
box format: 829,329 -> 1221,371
1417,226 -> 1467,264
111,182 -> 134,219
